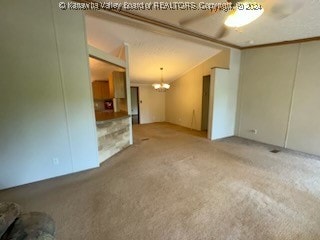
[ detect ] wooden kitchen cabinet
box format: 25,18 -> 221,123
109,71 -> 126,98
92,81 -> 111,100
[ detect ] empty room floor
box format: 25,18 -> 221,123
1,123 -> 320,240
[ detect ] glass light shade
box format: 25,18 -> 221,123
224,7 -> 264,28
152,83 -> 170,91
162,83 -> 170,89
152,83 -> 161,89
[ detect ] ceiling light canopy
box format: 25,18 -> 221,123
224,3 -> 264,28
152,67 -> 170,92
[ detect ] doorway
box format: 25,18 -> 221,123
130,87 -> 140,124
201,75 -> 210,131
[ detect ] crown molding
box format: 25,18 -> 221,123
241,36 -> 320,50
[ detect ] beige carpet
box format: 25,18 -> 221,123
1,122 -> 320,240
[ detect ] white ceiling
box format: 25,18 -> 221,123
89,57 -> 125,82
125,0 -> 320,47
85,14 -> 222,83
84,0 -> 320,83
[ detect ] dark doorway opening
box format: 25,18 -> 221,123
201,75 -> 210,131
131,87 -> 140,124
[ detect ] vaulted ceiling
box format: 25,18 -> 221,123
89,57 -> 125,82
85,14 -> 222,83
84,0 -> 320,83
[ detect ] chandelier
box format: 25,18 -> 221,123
152,67 -> 170,92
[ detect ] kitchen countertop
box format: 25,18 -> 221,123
95,111 -> 130,124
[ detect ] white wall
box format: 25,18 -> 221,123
140,85 -> 166,124
0,0 -> 99,189
210,69 -> 239,139
237,41 -> 320,156
286,41 -> 320,155
208,49 -> 241,140
165,49 -> 230,130
131,84 -> 166,124
237,44 -> 299,146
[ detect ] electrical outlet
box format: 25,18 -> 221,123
249,129 -> 258,134
52,158 -> 59,165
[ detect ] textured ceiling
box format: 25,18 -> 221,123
85,0 -> 320,83
124,0 -> 320,47
89,57 -> 125,82
85,14 -> 221,83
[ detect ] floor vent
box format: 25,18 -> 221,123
270,149 -> 280,153
141,138 -> 149,141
